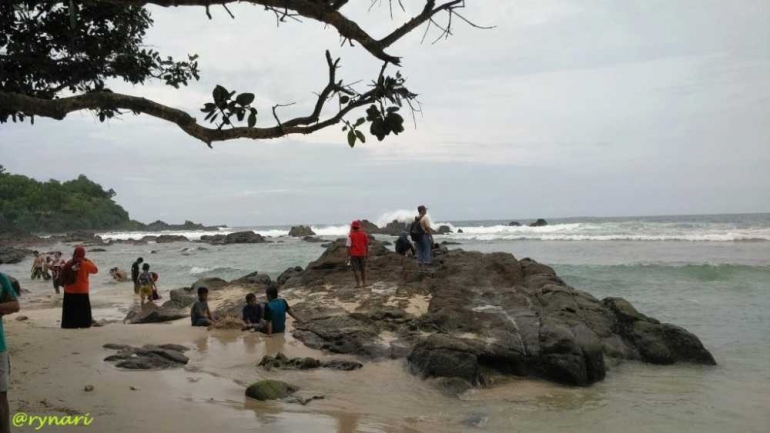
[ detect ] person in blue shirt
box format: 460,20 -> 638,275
263,284 -> 302,336
0,273 -> 21,433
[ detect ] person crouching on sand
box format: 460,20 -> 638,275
191,287 -> 215,327
346,220 -> 369,288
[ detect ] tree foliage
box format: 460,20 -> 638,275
0,168 -> 136,232
0,1 -> 485,147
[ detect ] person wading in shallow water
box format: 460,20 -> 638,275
0,272 -> 20,433
49,251 -> 65,294
131,257 -> 143,294
60,246 -> 98,329
346,220 -> 369,288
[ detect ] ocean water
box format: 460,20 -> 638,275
3,213 -> 769,432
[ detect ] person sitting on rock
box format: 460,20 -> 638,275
191,286 -> 215,327
137,263 -> 156,306
263,284 -> 301,336
241,293 -> 264,332
395,231 -> 416,256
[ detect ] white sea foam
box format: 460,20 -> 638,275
98,217 -> 770,243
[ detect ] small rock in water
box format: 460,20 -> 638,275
283,392 -> 325,406
84,385 -> 94,392
130,386 -> 138,391
15,315 -> 28,321
462,414 -> 489,428
245,380 -> 298,401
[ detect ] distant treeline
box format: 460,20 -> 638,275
0,166 -> 216,233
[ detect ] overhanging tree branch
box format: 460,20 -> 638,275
0,89 -> 373,146
89,0 -> 476,65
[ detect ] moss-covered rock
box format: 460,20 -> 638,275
245,380 -> 298,401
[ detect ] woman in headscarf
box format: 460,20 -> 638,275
60,246 -> 98,329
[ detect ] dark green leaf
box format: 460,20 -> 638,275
247,111 -> 257,128
355,117 -> 365,126
342,125 -> 348,131
347,130 -> 356,148
355,130 -> 366,143
340,95 -> 350,104
236,93 -> 255,106
213,85 -> 227,103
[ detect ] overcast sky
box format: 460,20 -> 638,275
1,0 -> 769,226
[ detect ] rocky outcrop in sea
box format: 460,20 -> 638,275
279,239 -> 715,388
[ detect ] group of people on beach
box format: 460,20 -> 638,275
345,205 -> 434,287
29,251 -> 66,294
189,284 -> 302,337
0,204 -> 436,432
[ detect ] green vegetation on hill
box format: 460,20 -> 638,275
0,165 -> 140,233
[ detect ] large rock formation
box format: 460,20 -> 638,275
103,344 -> 190,370
288,225 -> 315,237
155,234 -> 190,243
529,219 -> 548,227
281,240 -> 715,388
143,220 -> 221,231
223,231 -> 267,244
436,225 -> 453,235
0,246 -> 30,264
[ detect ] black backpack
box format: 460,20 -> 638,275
409,220 -> 424,242
59,265 -> 77,286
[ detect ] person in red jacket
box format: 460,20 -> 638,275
60,246 -> 98,329
346,220 -> 369,288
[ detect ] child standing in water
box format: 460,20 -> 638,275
137,263 -> 156,306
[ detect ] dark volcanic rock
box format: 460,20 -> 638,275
52,230 -> 104,245
289,225 -> 315,237
283,240 -> 715,388
379,220 -> 409,236
104,344 -> 189,370
89,248 -> 107,252
199,234 -> 226,244
124,303 -> 188,324
0,246 -> 30,264
509,221 -> 522,227
277,266 -> 303,286
436,225 -> 453,235
223,231 -> 266,244
191,277 -> 228,292
529,219 -> 548,227
302,236 -> 325,243
358,219 -> 381,234
245,380 -> 298,401
155,235 -> 190,243
144,220 -> 220,231
259,352 -> 363,371
231,272 -> 272,286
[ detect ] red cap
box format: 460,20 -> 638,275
351,220 -> 361,229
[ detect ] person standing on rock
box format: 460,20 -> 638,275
0,272 -> 20,433
131,257 -> 144,294
60,246 -> 98,329
346,220 -> 369,288
412,205 -> 433,271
